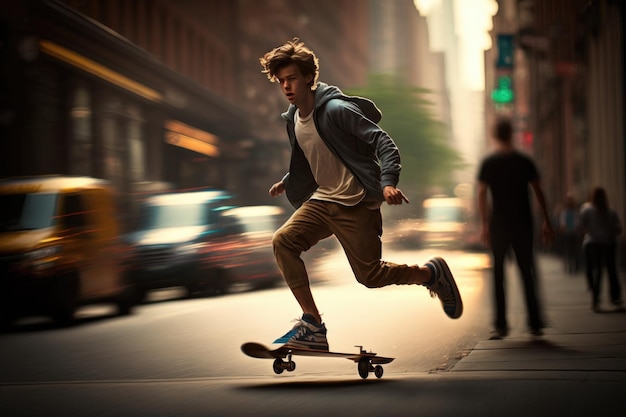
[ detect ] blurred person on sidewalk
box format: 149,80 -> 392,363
258,38 -> 463,351
477,117 -> 554,339
579,186 -> 623,311
559,193 -> 582,275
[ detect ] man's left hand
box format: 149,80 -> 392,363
383,186 -> 410,205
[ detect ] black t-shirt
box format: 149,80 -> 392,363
478,150 -> 539,226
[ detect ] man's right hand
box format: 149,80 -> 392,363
269,181 -> 285,197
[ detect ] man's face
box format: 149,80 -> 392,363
275,63 -> 313,107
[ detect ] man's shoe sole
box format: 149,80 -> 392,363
432,257 -> 463,319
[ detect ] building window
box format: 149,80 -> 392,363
69,81 -> 93,176
127,104 -> 146,183
101,95 -> 125,191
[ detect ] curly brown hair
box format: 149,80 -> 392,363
259,38 -> 319,90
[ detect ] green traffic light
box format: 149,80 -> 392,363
491,88 -> 514,103
491,75 -> 514,103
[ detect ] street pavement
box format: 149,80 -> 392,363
1,254 -> 624,417
226,254 -> 625,416
232,254 -> 626,417
440,253 -> 626,415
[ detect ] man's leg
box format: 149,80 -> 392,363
329,202 -> 462,318
511,228 -> 544,332
272,201 -> 332,323
329,203 -> 430,287
271,201 -> 334,350
290,285 -> 322,324
490,223 -> 509,335
491,246 -> 508,331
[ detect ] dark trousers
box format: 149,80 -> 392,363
562,232 -> 581,274
584,242 -> 622,305
490,221 -> 544,330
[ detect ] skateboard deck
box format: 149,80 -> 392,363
241,342 -> 394,379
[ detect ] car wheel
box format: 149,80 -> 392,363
51,275 -> 79,327
216,269 -> 231,295
116,285 -> 135,316
0,297 -> 15,332
0,311 -> 13,332
201,269 -> 230,296
133,286 -> 149,305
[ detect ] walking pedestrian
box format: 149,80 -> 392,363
260,38 -> 463,351
579,186 -> 623,311
559,193 -> 581,274
477,117 -> 554,339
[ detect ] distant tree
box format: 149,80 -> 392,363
347,74 -> 464,209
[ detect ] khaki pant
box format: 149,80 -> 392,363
272,200 -> 420,289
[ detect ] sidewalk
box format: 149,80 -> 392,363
442,253 -> 626,414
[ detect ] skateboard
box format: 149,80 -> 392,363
241,342 -> 395,379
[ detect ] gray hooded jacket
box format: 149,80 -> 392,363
280,82 -> 402,208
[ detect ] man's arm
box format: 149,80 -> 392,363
477,181 -> 490,246
332,100 -> 402,189
530,179 -> 555,242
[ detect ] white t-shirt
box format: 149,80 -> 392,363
295,110 -> 365,206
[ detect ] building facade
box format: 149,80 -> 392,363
1,0 -> 252,219
0,0 -> 373,220
2,0 -> 451,226
487,0 -> 625,260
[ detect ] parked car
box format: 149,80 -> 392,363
199,205 -> 285,291
126,188 -> 285,301
124,189 -> 232,301
0,176 -> 136,328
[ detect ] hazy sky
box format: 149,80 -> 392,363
414,0 -> 498,90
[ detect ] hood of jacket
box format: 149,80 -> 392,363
281,83 -> 382,124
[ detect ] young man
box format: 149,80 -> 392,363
477,117 -> 554,339
260,39 -> 463,351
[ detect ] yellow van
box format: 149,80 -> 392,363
0,176 -> 136,327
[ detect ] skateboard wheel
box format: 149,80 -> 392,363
357,357 -> 370,379
273,358 -> 284,374
374,365 -> 384,379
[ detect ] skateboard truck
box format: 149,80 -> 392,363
355,345 -> 376,355
354,346 -> 384,379
272,350 -> 296,374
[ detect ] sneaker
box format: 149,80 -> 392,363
489,327 -> 509,340
273,314 -> 329,351
530,327 -> 544,337
592,299 -> 600,312
425,257 -> 463,319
